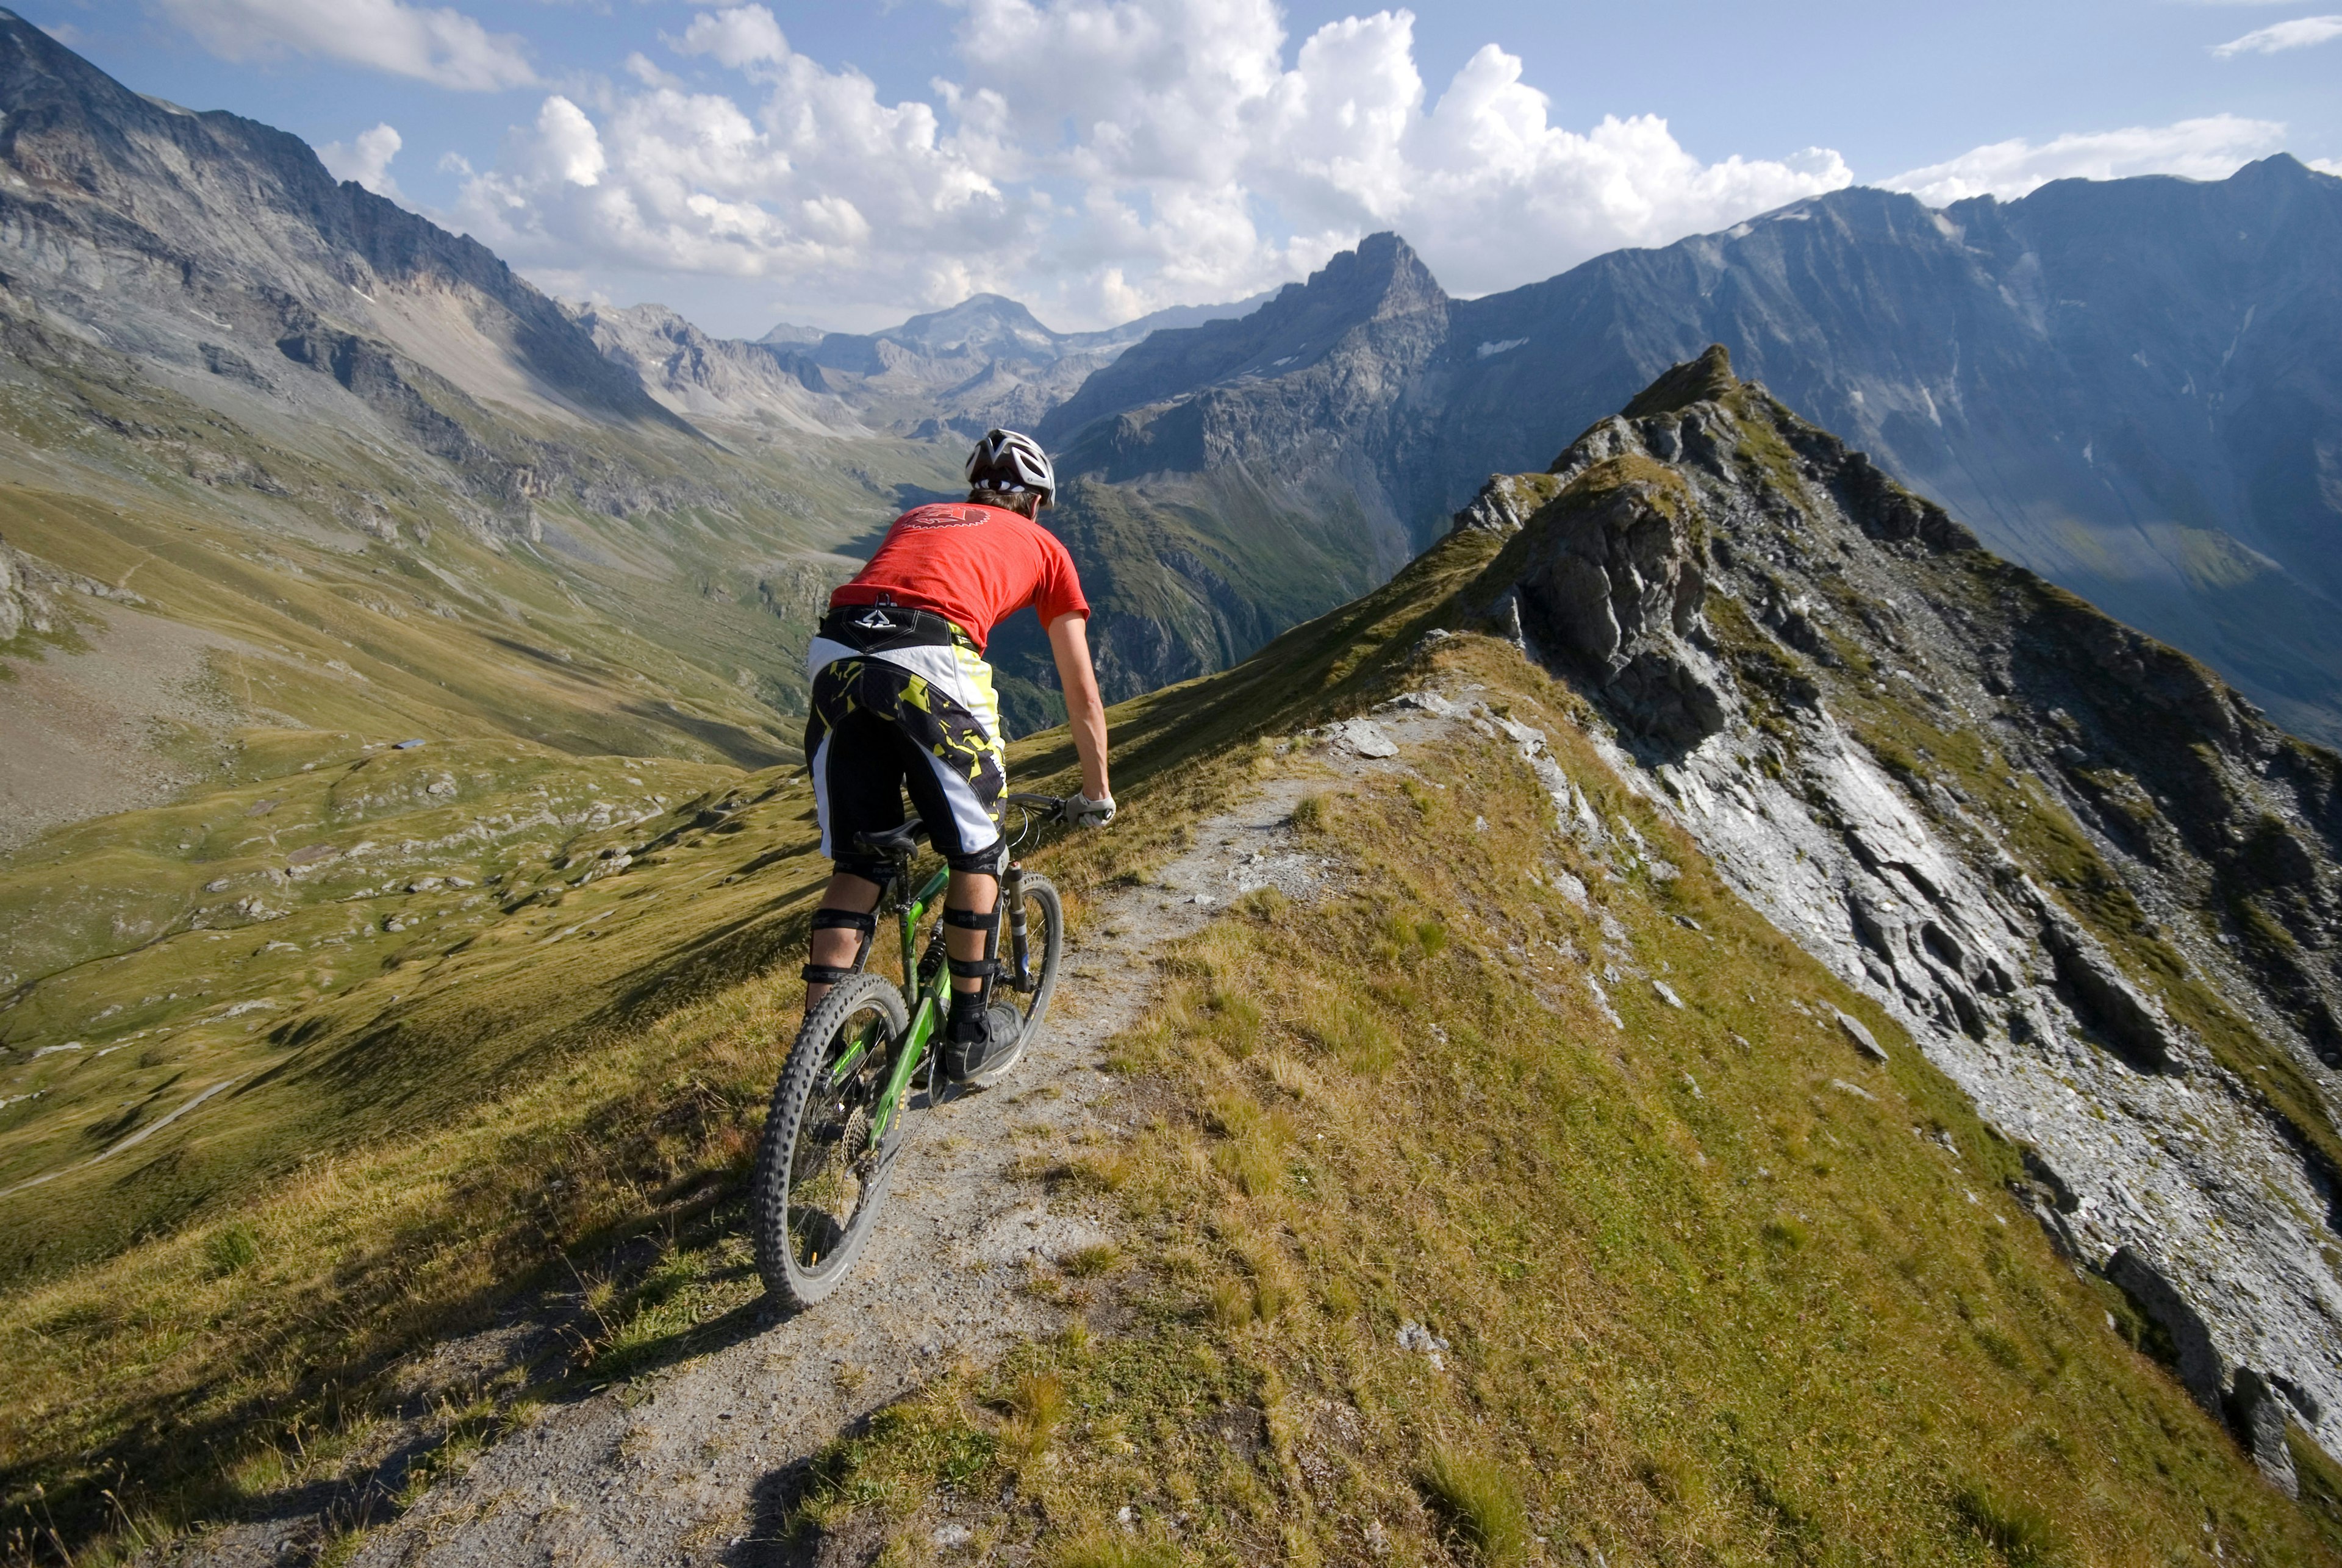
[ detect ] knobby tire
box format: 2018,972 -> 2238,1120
750,972 -> 910,1309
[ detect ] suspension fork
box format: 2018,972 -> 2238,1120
1003,861 -> 1034,992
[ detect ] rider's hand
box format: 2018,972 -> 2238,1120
1070,791 -> 1116,829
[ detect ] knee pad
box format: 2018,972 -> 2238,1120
943,837 -> 1005,878
801,906 -> 877,988
831,856 -> 898,895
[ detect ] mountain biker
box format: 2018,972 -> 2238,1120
798,428 -> 1114,1082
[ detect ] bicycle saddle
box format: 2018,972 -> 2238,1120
853,818 -> 927,859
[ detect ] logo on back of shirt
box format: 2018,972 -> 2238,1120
899,504 -> 992,531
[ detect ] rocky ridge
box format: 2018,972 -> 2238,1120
1449,345 -> 2342,1486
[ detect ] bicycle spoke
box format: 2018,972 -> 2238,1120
786,1005 -> 892,1274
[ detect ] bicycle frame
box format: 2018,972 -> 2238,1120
825,862 -> 1040,1145
825,799 -> 1057,1148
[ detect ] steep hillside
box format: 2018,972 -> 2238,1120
1444,344 -> 2342,1480
0,13 -> 968,841
11,358 -> 2342,1565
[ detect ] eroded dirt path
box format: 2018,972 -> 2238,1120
274,771 -> 1354,1568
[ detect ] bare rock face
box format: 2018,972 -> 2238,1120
1467,346 -> 2342,1478
1489,459 -> 1731,751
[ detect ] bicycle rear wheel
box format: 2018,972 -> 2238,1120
750,973 -> 911,1308
964,872 -> 1064,1089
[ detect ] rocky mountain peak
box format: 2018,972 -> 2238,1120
1036,230 -> 1450,455
1617,342 -> 1738,420
873,293 -> 1058,359
1449,350 -> 2342,1483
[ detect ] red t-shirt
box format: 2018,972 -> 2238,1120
829,503 -> 1089,654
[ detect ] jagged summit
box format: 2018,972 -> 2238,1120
1617,341 -> 1738,421
1037,231 -> 1448,450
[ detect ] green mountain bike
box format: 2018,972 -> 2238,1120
750,793 -> 1069,1308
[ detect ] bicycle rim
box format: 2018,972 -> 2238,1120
751,973 -> 910,1306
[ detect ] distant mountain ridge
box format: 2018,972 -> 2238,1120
570,288 -> 1275,446
1031,160 -> 2342,746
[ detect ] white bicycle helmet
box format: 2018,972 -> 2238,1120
965,428 -> 1056,505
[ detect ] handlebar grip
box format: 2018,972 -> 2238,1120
1004,793 -> 1070,822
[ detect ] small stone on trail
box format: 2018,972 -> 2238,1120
1835,1011 -> 1888,1061
1333,718 -> 1399,758
1653,980 -> 1686,1009
933,1523 -> 974,1548
1830,1079 -> 1875,1102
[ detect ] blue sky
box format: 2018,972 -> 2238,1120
38,1 -> 2342,335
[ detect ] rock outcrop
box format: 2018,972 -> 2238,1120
1462,346 -> 2342,1488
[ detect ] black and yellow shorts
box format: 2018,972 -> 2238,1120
803,606 -> 1007,877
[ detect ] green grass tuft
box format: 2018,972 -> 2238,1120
1418,1444 -> 1533,1567
1953,1478 -> 2067,1566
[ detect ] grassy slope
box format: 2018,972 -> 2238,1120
0,321 -> 962,769
796,634 -> 2339,1567
3,520 -> 2335,1561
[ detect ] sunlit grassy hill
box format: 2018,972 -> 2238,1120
7,445 -> 2341,1561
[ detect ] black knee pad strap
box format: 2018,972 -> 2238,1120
805,906 -> 879,994
811,909 -> 878,934
941,901 -> 1002,1004
944,837 -> 1005,876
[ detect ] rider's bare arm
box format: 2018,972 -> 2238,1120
1047,611 -> 1111,807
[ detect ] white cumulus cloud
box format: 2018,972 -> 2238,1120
2211,14 -> 2342,54
319,123 -> 405,199
1883,115 -> 2288,206
158,0 -> 535,91
451,0 -> 1853,327
670,4 -> 788,70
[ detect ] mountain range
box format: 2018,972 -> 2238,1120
1,6 -> 2337,799
1026,162 -> 2342,747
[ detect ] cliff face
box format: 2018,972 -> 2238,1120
1430,160 -> 2342,746
1455,345 -> 2342,1484
0,11 -> 676,433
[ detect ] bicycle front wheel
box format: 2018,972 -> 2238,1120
750,973 -> 911,1308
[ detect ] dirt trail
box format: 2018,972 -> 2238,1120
160,759 -> 1377,1568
